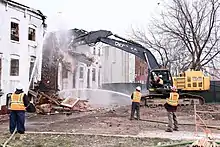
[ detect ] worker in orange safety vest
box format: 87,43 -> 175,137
6,84 -> 29,138
130,86 -> 142,120
164,86 -> 179,132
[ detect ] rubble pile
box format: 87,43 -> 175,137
29,90 -> 92,115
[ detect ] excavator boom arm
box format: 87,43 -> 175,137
70,29 -> 160,70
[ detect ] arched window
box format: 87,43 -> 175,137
10,18 -> 20,42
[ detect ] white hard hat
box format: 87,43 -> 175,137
159,75 -> 162,78
136,86 -> 141,91
16,83 -> 23,90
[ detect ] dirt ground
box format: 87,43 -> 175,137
0,104 -> 220,147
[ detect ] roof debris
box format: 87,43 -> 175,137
28,89 -> 93,115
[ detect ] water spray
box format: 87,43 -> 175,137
59,88 -> 130,98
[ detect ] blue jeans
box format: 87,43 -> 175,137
9,110 -> 25,134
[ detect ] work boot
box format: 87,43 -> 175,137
134,117 -> 140,120
130,117 -> 134,120
173,128 -> 179,131
165,128 -> 173,132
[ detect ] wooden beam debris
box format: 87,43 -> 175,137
61,98 -> 79,108
39,92 -> 61,106
28,89 -> 92,115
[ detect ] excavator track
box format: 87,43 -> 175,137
141,93 -> 205,107
178,93 -> 205,105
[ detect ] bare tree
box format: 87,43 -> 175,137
131,0 -> 220,74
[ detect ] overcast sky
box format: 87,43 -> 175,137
14,0 -> 162,36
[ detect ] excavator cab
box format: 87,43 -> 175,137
148,69 -> 173,95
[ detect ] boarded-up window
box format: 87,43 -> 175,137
10,59 -> 19,76
92,68 -> 96,81
28,27 -> 36,41
11,22 -> 19,41
79,67 -> 84,78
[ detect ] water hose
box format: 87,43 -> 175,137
2,129 -> 17,147
156,141 -> 194,147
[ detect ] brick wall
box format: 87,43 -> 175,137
135,57 -> 148,83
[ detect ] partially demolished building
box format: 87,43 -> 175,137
40,29 -> 101,92
27,29 -> 102,114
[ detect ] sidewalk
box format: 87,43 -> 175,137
138,130 -> 220,141
24,130 -> 220,142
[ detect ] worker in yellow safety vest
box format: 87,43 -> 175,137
6,84 -> 29,139
164,86 -> 179,132
130,86 -> 142,120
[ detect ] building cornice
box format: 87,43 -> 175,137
1,0 -> 46,26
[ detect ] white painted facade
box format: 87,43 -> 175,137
0,0 -> 46,108
100,45 -> 135,84
57,52 -> 76,90
58,45 -> 101,91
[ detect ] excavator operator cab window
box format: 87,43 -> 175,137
149,70 -> 173,89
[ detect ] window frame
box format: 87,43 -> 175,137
10,54 -> 20,77
79,66 -> 84,79
28,24 -> 37,42
10,18 -> 20,42
62,66 -> 68,79
92,68 -> 96,82
29,56 -> 36,80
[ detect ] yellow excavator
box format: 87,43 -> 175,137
173,70 -> 210,104
145,69 -> 210,106
69,29 -> 211,106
